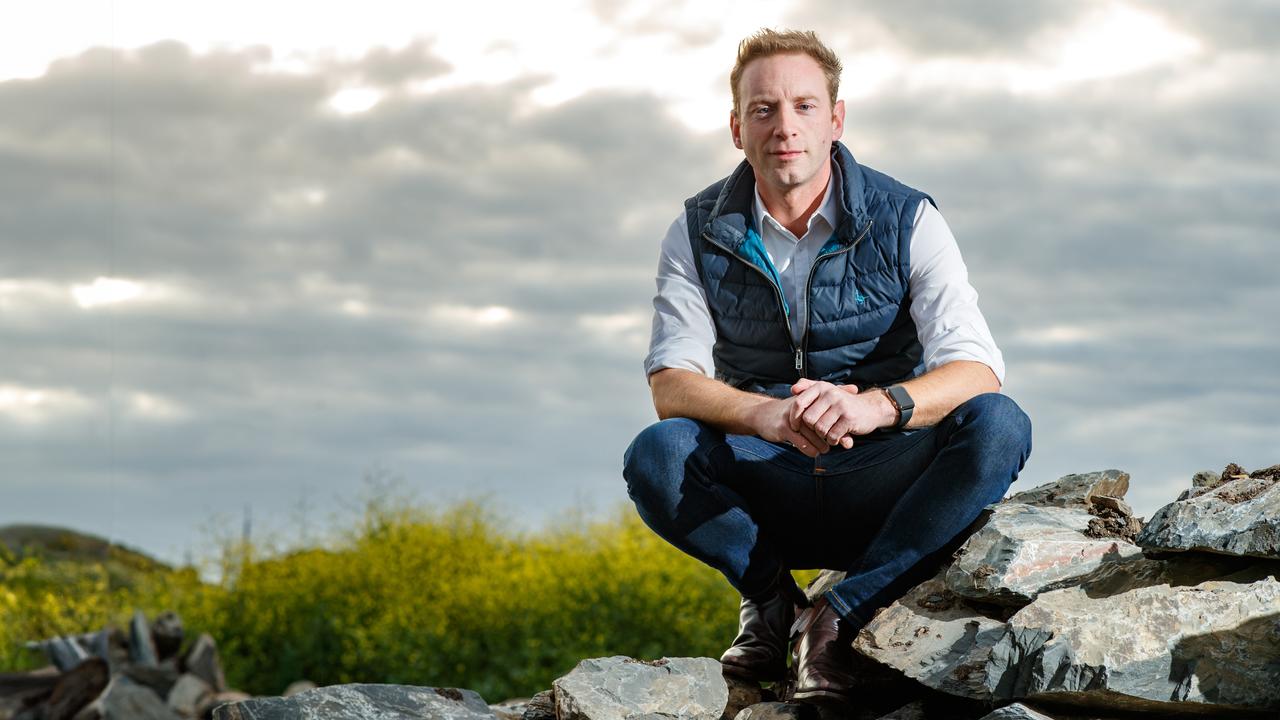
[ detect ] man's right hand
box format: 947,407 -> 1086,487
745,397 -> 832,458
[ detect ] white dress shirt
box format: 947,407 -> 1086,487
644,168 -> 1006,385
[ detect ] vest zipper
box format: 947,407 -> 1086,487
702,232 -> 799,369
799,220 -> 874,377
703,218 -> 872,382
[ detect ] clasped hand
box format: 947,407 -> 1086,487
749,379 -> 893,458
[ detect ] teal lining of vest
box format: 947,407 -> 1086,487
735,224 -> 789,317
817,237 -> 843,255
734,224 -> 848,319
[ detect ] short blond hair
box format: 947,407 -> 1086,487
730,29 -> 842,116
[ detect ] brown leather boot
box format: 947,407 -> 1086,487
790,596 -> 859,702
719,573 -> 806,682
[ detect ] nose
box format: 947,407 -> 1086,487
774,106 -> 798,138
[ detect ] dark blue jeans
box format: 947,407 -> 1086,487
622,393 -> 1032,627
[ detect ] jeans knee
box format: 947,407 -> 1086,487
957,393 -> 1033,459
622,418 -> 704,506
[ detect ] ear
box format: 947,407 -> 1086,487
730,110 -> 743,150
832,99 -> 845,141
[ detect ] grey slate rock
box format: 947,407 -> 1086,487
151,611 -> 184,661
44,636 -> 91,673
1058,552 -> 1256,599
984,579 -> 1280,713
978,705 -> 1055,720
733,702 -> 818,719
488,697 -> 527,720
0,667 -> 59,719
853,573 -> 1006,701
166,673 -> 213,717
183,634 -> 227,693
946,504 -> 1143,606
520,690 -> 555,720
129,611 -> 159,667
197,690 -> 252,719
1004,470 -> 1129,510
871,701 -> 926,719
212,684 -> 497,719
722,675 -> 775,720
46,657 -> 109,720
1178,470 -> 1225,501
1138,472 -> 1280,559
553,656 -> 727,720
122,660 -> 180,701
76,677 -> 184,720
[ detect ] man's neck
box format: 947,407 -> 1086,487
756,165 -> 832,238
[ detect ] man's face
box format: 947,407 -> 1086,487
730,52 -> 845,198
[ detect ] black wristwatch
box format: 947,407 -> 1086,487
883,385 -> 915,428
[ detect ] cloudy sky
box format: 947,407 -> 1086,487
2,1 -> 1276,564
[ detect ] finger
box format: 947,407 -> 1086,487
838,435 -> 855,450
792,382 -> 826,410
800,388 -> 840,428
789,385 -> 826,428
841,384 -> 860,395
786,433 -> 821,459
797,424 -> 830,453
791,378 -> 816,395
815,407 -> 848,445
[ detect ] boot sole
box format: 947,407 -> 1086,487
789,687 -> 855,704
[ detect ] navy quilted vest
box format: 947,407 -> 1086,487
685,141 -> 934,398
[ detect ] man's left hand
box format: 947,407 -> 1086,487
789,379 -> 897,449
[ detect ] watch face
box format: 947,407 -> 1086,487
889,385 -> 914,411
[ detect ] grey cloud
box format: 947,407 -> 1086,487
1136,0 -> 1280,51
589,0 -> 720,47
342,39 -> 451,86
787,1 -> 1280,62
786,1 -> 1086,57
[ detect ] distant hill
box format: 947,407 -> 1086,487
0,524 -> 170,575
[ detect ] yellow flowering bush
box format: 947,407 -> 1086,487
1,498 -> 818,703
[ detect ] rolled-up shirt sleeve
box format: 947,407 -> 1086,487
908,201 -> 1006,385
643,213 -> 717,378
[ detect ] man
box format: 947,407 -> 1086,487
622,29 -> 1032,703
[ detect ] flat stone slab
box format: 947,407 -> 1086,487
1138,471 -> 1280,559
1005,470 -> 1130,509
946,503 -> 1143,606
553,656 -> 726,720
854,573 -> 1006,701
985,579 -> 1280,714
212,684 -> 496,719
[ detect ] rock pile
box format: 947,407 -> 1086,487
845,465 -> 1280,719
7,465 -> 1278,719
0,610 -> 250,720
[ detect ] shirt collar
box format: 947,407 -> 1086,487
752,161 -> 840,239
